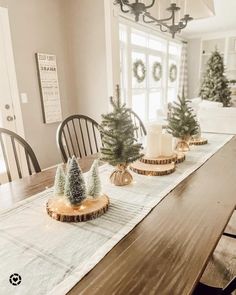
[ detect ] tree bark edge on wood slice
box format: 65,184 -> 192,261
130,161 -> 175,176
190,138 -> 208,146
46,194 -> 110,222
140,152 -> 185,165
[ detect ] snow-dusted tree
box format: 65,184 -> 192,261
200,50 -> 231,107
54,164 -> 65,196
64,156 -> 87,206
87,160 -> 102,198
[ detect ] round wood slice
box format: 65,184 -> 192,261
141,152 -> 185,165
176,152 -> 186,164
190,138 -> 208,146
46,194 -> 109,222
130,161 -> 175,176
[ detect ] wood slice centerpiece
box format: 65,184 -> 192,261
130,161 -> 175,176
190,138 -> 208,146
140,152 -> 185,165
46,194 -> 109,222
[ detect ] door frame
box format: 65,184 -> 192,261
0,6 -> 24,137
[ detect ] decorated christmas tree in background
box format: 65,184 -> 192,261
200,49 -> 231,107
64,156 -> 87,206
167,91 -> 199,140
54,165 -> 65,196
87,160 -> 102,198
100,86 -> 143,167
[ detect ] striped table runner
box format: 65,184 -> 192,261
0,133 -> 233,295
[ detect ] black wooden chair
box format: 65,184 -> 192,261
129,110 -> 147,139
56,114 -> 101,163
193,277 -> 236,295
0,128 -> 41,182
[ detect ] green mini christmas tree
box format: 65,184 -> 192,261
54,164 -> 65,196
99,85 -> 143,167
167,91 -> 199,139
87,160 -> 102,198
64,156 -> 86,206
200,50 -> 231,107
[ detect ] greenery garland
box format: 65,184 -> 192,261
169,64 -> 177,82
133,59 -> 146,83
152,62 -> 162,82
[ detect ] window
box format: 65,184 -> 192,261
120,22 -> 182,122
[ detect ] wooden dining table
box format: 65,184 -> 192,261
0,137 -> 236,295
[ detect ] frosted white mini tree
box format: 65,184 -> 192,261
87,160 -> 102,198
54,165 -> 65,196
64,156 -> 87,206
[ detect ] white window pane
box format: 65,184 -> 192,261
149,37 -> 166,52
169,42 -> 181,56
132,92 -> 146,122
149,91 -> 161,121
168,88 -> 177,103
132,52 -> 146,88
131,29 -> 147,47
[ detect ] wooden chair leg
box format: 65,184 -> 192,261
222,277 -> 236,295
193,282 -> 222,295
223,232 -> 236,239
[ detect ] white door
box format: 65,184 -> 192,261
0,7 -> 25,183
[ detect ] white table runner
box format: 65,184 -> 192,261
0,133 -> 233,295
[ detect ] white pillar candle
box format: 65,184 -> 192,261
146,131 -> 162,158
161,133 -> 173,157
147,123 -> 162,134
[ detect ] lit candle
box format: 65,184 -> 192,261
146,131 -> 162,158
147,123 -> 162,134
161,133 -> 173,157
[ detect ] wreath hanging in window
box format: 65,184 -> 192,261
152,62 -> 162,82
169,64 -> 178,82
133,59 -> 146,83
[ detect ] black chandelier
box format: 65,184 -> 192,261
114,0 -> 193,38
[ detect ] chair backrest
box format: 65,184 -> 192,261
56,114 -> 101,163
0,128 -> 41,182
129,110 -> 147,139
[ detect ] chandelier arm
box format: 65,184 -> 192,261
115,0 -> 131,13
157,24 -> 168,33
143,12 -> 170,29
145,0 -> 156,9
142,14 -> 156,23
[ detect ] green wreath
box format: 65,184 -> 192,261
169,64 -> 177,83
152,62 -> 162,82
133,59 -> 146,83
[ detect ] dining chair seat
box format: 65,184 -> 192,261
0,128 -> 41,182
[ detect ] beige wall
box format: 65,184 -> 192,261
0,0 -> 77,169
0,0 -> 120,169
65,0 -> 110,123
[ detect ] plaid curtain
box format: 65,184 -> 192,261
178,41 -> 188,97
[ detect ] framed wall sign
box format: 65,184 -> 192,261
36,53 -> 62,124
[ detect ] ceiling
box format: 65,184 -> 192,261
181,0 -> 236,38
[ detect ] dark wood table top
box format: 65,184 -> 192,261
0,139 -> 236,295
